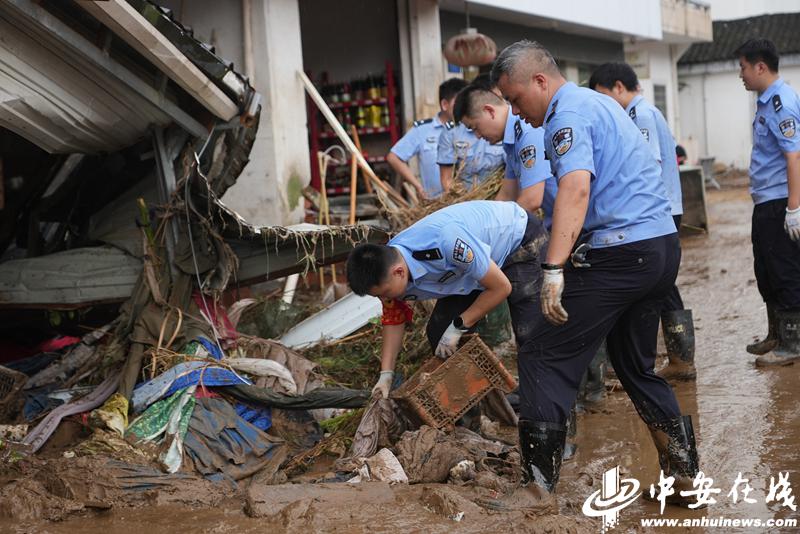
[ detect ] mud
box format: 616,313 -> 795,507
2,185 -> 799,533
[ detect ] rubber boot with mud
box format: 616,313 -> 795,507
747,304 -> 778,355
647,415 -> 703,508
755,310 -> 800,366
658,310 -> 696,381
476,420 -> 564,514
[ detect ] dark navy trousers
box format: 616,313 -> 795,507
662,215 -> 685,312
519,233 -> 683,426
752,198 -> 800,311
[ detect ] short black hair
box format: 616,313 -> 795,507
588,62 -> 639,91
470,73 -> 496,92
734,38 -> 779,72
346,244 -> 398,296
453,84 -> 504,123
439,78 -> 468,103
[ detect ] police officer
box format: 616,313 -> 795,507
345,200 -> 548,407
387,78 -> 467,199
735,38 -> 800,366
438,75 -> 506,193
486,40 -> 700,511
452,83 -> 556,216
589,62 -> 695,381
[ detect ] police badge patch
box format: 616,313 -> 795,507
553,127 -> 573,156
780,118 -> 796,138
453,238 -> 474,264
518,145 -> 536,168
640,128 -> 650,141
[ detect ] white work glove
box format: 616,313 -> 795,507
435,321 -> 466,359
372,370 -> 394,399
541,267 -> 568,325
785,206 -> 800,241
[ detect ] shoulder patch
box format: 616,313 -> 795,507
640,128 -> 650,142
773,95 -> 783,113
552,127 -> 573,157
780,118 -> 796,138
438,271 -> 456,283
629,106 -> 637,120
452,238 -> 474,264
413,118 -> 433,127
514,120 -> 523,140
412,248 -> 442,261
518,144 -> 537,169
444,120 -> 455,130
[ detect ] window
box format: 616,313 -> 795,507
654,84 -> 667,118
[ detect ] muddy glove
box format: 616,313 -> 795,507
541,265 -> 568,325
372,371 -> 394,399
785,206 -> 800,241
435,318 -> 468,359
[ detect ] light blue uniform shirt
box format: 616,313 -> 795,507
389,201 -> 528,301
749,77 -> 800,205
544,82 -> 675,248
541,176 -> 559,230
437,122 -> 505,189
502,107 -> 552,190
626,94 -> 683,216
390,116 -> 445,197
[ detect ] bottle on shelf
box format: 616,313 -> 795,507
356,105 -> 366,128
341,83 -> 351,103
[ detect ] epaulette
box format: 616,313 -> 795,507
444,120 -> 455,130
413,118 -> 434,127
546,99 -> 559,124
773,95 -> 783,113
629,106 -> 637,120
514,120 -> 523,140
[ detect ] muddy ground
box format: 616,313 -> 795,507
2,182 -> 799,533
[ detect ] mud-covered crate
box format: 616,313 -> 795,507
0,365 -> 26,413
391,335 -> 517,430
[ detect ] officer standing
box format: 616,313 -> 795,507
735,38 -> 800,366
452,83 -> 556,215
438,75 -> 506,193
387,78 -> 467,199
589,62 -> 695,381
486,40 -> 700,511
345,200 -> 548,405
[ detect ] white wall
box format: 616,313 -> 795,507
705,0 -> 800,20
678,59 -> 800,168
468,0 -> 662,40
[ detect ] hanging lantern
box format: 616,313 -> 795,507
444,27 -> 497,67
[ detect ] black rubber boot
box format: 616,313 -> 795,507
647,415 -> 703,508
747,304 -> 778,355
658,310 -> 697,380
756,310 -> 800,366
477,420 -> 565,513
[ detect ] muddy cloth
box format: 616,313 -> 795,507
394,425 -> 509,483
522,234 -> 682,426
183,396 -> 283,480
131,361 -> 250,413
425,213 -> 547,353
752,198 -> 800,310
234,402 -> 272,431
226,384 -> 369,410
4,352 -> 60,376
346,396 -> 405,460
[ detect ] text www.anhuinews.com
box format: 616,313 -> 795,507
640,517 -> 798,528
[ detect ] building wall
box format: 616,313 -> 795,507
439,11 -> 625,69
464,0 -> 662,40
705,0 -> 800,20
678,58 -> 800,168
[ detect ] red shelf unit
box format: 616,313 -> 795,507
306,61 -> 400,191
